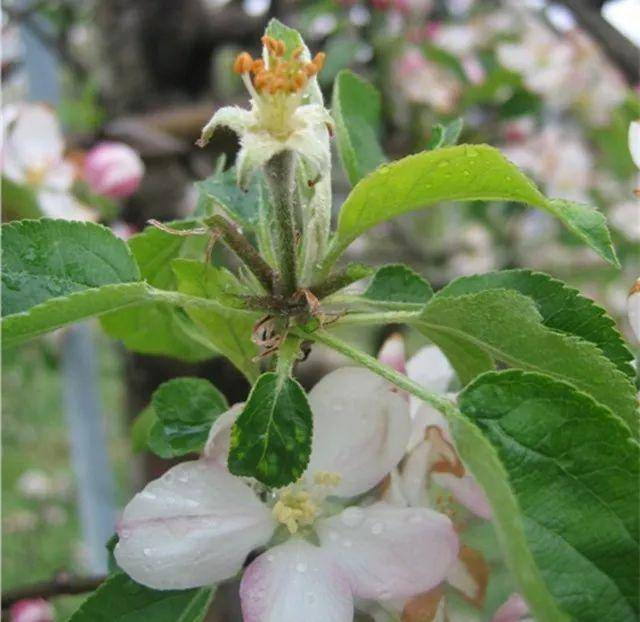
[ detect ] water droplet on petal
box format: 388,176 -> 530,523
120,529 -> 131,539
143,547 -> 152,557
163,471 -> 175,484
371,522 -> 384,535
266,554 -> 275,562
342,539 -> 352,548
296,562 -> 307,573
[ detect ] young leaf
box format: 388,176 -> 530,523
3,282 -> 151,348
417,289 -> 638,431
131,405 -> 157,453
68,572 -> 214,622
426,117 -> 464,150
228,372 -> 312,487
459,370 -> 639,622
101,220 -> 214,362
546,198 -> 619,267
330,145 -> 618,266
172,259 -> 260,382
332,70 -> 386,186
147,377 -> 228,458
437,270 -> 634,377
195,167 -> 262,228
364,264 -> 433,304
2,219 -> 140,316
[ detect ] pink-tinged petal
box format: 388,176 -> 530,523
317,502 -> 458,600
408,402 -> 451,450
114,461 -> 276,590
240,539 -> 353,622
431,471 -> 492,520
42,160 -> 75,191
203,403 -> 243,466
377,333 -> 407,374
406,345 -> 455,396
37,191 -> 97,222
84,141 -> 144,199
9,598 -> 54,622
491,593 -> 531,622
306,367 -> 411,498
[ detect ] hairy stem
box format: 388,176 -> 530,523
330,310 -> 423,326
264,150 -> 298,297
203,214 -> 275,293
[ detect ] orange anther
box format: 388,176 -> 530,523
233,51 -> 254,74
304,62 -> 318,77
312,52 -> 326,72
251,59 -> 265,73
276,39 -> 286,56
292,46 -> 304,59
293,71 -> 307,90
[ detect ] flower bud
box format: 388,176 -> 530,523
83,142 -> 144,199
10,599 -> 55,622
377,333 -> 407,374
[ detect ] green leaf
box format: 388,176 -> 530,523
547,198 -> 619,267
195,167 -> 262,229
265,19 -> 305,60
131,405 -> 157,453
1,177 -> 41,220
426,117 -> 464,150
2,219 -> 140,316
459,370 -> 639,622
172,259 -> 259,382
417,289 -> 638,431
3,282 -> 151,348
331,145 -> 618,266
68,572 -> 214,622
147,377 -> 228,458
101,221 -> 214,362
437,270 -> 634,377
364,264 -> 433,304
332,70 -> 386,186
228,372 -> 312,487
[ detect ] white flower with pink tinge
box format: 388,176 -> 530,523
84,142 -> 144,200
378,334 -> 491,521
114,367 -> 459,621
2,104 -> 95,221
9,598 -> 54,622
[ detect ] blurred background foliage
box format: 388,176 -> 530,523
1,0 -> 638,619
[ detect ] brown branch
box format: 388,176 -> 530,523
555,0 -> 638,83
2,575 -> 106,609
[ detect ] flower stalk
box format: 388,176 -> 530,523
264,150 -> 299,297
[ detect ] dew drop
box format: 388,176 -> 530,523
296,562 -> 307,573
342,539 -> 353,548
371,522 -> 384,535
178,473 -> 189,483
143,547 -> 152,557
328,530 -> 339,541
378,165 -> 390,175
266,554 -> 275,562
163,471 -> 175,484
120,529 -> 131,539
341,507 -> 364,527
466,147 -> 479,157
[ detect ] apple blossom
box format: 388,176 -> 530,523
491,593 -> 532,622
1,104 -> 95,221
9,599 -> 54,622
114,367 -> 459,620
83,141 -> 144,199
197,35 -> 333,190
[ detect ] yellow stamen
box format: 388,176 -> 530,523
313,471 -> 342,487
272,489 -> 318,534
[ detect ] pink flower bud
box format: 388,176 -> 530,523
10,599 -> 55,622
84,141 -> 144,199
377,333 -> 407,374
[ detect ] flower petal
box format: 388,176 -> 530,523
240,539 -> 353,622
627,279 -> 640,343
203,403 -> 243,467
317,502 -> 458,600
114,461 -> 276,590
306,367 -> 411,498
431,471 -> 492,520
236,131 -> 281,189
491,593 -> 531,622
6,104 -> 64,170
197,106 -> 253,147
406,345 -> 455,397
37,191 -> 96,222
377,333 -> 407,374
446,545 -> 489,608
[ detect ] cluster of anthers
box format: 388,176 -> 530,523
233,35 -> 326,96
272,471 -> 342,534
